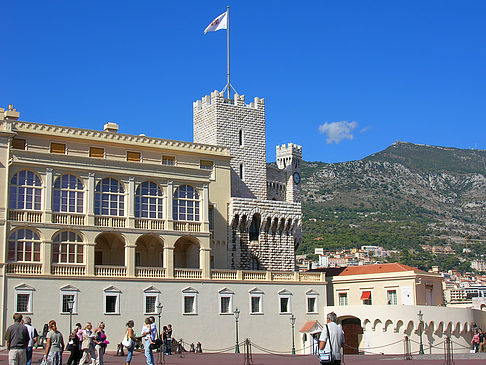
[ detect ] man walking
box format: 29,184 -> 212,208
319,312 -> 345,365
5,313 -> 30,365
24,317 -> 38,365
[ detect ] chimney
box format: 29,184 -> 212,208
104,122 -> 119,133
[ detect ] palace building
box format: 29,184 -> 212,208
0,93 -> 322,352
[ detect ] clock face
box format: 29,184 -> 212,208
293,172 -> 301,185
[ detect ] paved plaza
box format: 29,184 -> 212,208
1,349 -> 486,365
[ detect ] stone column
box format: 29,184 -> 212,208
127,176 -> 135,228
44,168 -> 53,223
85,242 -> 96,276
42,240 -> 52,275
125,242 -> 136,277
202,184 -> 209,232
163,235 -> 177,278
199,236 -> 211,279
166,181 -> 173,230
87,173 -> 95,226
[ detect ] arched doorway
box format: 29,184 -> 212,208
339,316 -> 363,354
174,237 -> 200,268
135,234 -> 164,267
94,233 -> 125,266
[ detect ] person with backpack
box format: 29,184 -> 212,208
66,323 -> 82,365
319,312 -> 345,365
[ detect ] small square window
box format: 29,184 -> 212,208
90,147 -> 104,158
16,293 -> 30,313
250,296 -> 262,314
127,151 -> 141,162
12,138 -> 26,150
387,290 -> 397,305
184,296 -> 196,314
220,296 -> 231,314
200,160 -> 213,170
162,155 -> 175,166
105,295 -> 117,313
338,293 -> 348,306
62,294 -> 75,313
280,297 -> 290,313
50,143 -> 66,154
307,296 -> 317,313
145,295 -> 157,314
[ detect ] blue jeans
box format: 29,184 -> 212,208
165,339 -> 171,355
144,340 -> 154,365
126,342 -> 135,363
26,347 -> 33,365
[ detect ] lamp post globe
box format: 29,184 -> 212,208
290,314 -> 296,355
67,298 -> 74,334
234,307 -> 240,353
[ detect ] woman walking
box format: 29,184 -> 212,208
43,320 -> 64,365
79,322 -> 96,365
123,320 -> 137,365
66,323 -> 82,365
94,322 -> 108,365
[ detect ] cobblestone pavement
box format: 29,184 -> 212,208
1,349 -> 486,364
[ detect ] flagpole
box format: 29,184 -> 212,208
226,5 -> 230,99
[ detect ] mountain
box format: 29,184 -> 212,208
298,142 -> 486,256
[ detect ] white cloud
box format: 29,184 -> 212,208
318,121 -> 358,144
360,126 -> 371,134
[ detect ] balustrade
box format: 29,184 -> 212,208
52,213 -> 85,225
174,268 -> 202,279
51,264 -> 85,276
95,265 -> 127,277
6,263 -> 42,275
95,216 -> 126,228
8,210 -> 43,223
135,219 -> 166,230
136,267 -> 166,278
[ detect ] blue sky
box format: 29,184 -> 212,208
2,1 -> 485,163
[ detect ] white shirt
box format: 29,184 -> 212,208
319,322 -> 345,360
24,324 -> 37,348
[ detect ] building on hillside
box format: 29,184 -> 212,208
300,263 -> 484,355
0,95 -> 320,353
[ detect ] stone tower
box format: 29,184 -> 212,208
276,143 -> 302,203
193,91 -> 302,271
193,91 -> 266,200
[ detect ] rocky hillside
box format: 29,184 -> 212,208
299,142 -> 486,255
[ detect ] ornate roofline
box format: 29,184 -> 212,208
5,120 -> 231,157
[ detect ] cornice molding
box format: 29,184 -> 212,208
9,120 -> 231,157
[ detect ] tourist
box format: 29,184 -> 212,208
166,324 -> 172,355
141,317 -> 155,365
6,313 -> 29,365
93,322 -> 108,365
44,320 -> 64,365
66,323 -> 82,365
36,324 -> 49,349
24,316 -> 38,365
479,328 -> 485,352
123,320 -> 136,365
319,312 -> 345,365
79,322 -> 96,365
472,329 -> 480,353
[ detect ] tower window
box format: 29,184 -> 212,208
239,130 -> 243,146
239,164 -> 243,180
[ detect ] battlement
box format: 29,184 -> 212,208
193,90 -> 265,111
276,143 -> 302,157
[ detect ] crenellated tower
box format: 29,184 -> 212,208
276,143 -> 302,203
193,91 -> 267,200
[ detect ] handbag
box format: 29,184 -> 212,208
318,324 -> 333,364
149,338 -> 162,350
121,330 -> 133,348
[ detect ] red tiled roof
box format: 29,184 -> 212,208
338,262 -> 422,276
299,320 -> 318,333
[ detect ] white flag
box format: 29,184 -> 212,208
204,11 -> 228,34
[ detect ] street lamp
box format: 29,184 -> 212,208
234,307 -> 240,353
67,298 -> 74,334
156,302 -> 163,333
418,310 -> 424,355
290,314 -> 296,355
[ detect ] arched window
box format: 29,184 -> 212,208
53,174 -> 84,213
52,231 -> 83,264
173,185 -> 199,221
8,229 -> 41,262
9,170 -> 42,210
249,214 -> 261,241
94,178 -> 124,216
135,181 -> 163,219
